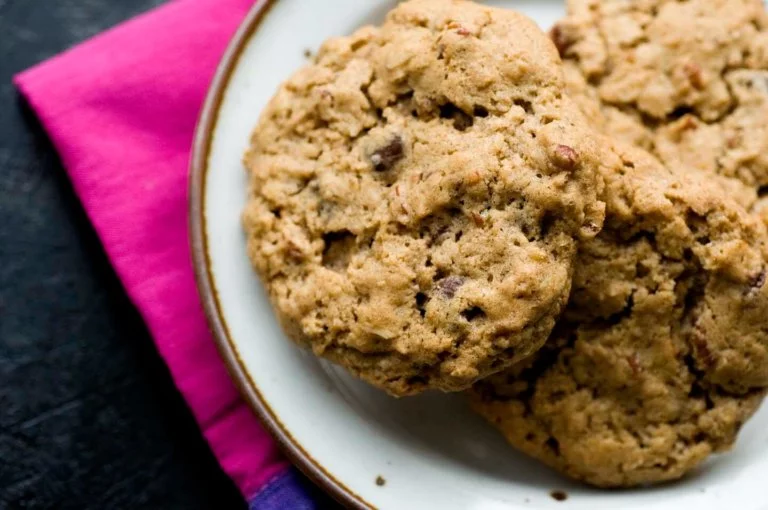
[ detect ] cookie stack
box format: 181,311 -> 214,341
243,0 -> 768,488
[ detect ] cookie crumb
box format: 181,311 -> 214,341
375,475 -> 386,486
303,48 -> 312,58
550,490 -> 568,502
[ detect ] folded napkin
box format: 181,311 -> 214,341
13,0 -> 320,508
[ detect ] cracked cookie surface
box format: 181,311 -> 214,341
242,0 -> 606,396
470,143 -> 768,487
554,0 -> 768,189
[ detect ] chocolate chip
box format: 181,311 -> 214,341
552,144 -> 579,170
550,25 -> 573,57
437,276 -> 465,299
370,136 -> 404,171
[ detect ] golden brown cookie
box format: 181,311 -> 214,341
553,0 -> 768,189
470,143 -> 768,487
242,0 -> 607,396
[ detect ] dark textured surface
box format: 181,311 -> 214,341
0,1 -> 247,508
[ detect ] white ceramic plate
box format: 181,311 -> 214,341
190,1 -> 768,508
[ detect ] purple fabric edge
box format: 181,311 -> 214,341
248,468 -> 317,510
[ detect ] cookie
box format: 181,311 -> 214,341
654,70 -> 768,189
554,0 -> 768,188
470,143 -> 768,487
242,0 -> 607,396
562,60 -> 761,209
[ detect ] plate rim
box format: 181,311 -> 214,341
188,1 -> 370,508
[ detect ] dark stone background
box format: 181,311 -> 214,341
1,1 -> 263,508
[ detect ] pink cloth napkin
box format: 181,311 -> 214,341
13,0 -> 298,503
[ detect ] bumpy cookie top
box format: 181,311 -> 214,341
555,0 -> 768,188
243,0 -> 606,396
471,143 -> 768,487
654,70 -> 768,188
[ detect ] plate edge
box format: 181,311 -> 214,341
188,2 -> 373,508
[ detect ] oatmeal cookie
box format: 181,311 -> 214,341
470,143 -> 768,487
242,0 -> 606,396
